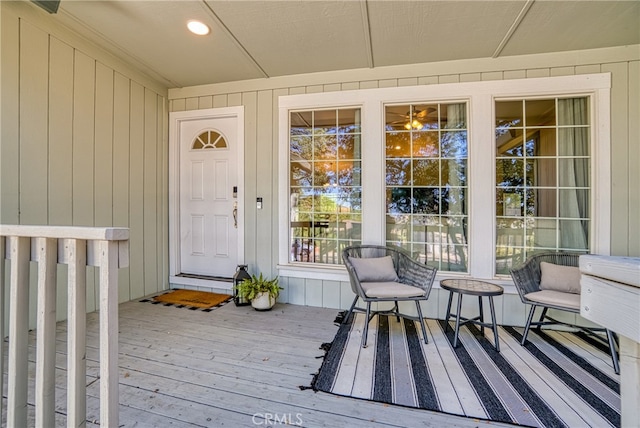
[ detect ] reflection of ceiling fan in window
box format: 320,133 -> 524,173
388,107 -> 437,130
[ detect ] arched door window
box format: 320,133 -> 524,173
192,130 -> 228,150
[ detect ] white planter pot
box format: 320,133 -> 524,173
251,292 -> 275,311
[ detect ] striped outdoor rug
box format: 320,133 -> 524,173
312,313 -> 620,428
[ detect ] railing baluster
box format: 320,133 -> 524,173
7,236 -> 31,428
1,225 -> 128,426
0,235 -> 5,425
99,239 -> 119,428
36,237 -> 58,427
67,238 -> 87,428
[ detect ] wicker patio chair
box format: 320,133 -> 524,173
510,252 -> 619,374
342,245 -> 437,348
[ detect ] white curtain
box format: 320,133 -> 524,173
558,98 -> 589,250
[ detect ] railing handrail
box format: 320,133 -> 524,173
0,224 -> 129,427
0,224 -> 129,240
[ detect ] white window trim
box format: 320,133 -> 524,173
277,73 -> 611,281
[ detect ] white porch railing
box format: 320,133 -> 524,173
0,225 -> 129,427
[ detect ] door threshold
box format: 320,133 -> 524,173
176,273 -> 233,282
170,275 -> 234,291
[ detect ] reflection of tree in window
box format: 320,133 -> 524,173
386,159 -> 411,185
413,188 -> 440,214
385,102 -> 468,272
289,108 -> 362,264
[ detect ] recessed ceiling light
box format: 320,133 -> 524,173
187,20 -> 210,36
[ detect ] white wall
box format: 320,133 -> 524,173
169,45 -> 640,326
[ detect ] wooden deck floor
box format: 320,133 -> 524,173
4,298 -> 520,427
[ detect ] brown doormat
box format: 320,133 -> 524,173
150,289 -> 231,309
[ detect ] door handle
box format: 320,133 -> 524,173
233,201 -> 238,228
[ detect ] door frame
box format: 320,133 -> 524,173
168,106 -> 245,290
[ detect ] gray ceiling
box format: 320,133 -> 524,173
51,0 -> 640,88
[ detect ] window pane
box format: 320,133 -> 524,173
496,189 -> 524,217
291,135 -> 312,161
313,110 -> 337,134
337,188 -> 361,214
559,189 -> 589,218
558,159 -> 590,187
412,159 -> 439,186
441,131 -> 468,157
291,111 -> 312,134
386,159 -> 411,185
442,188 -> 466,215
496,220 -> 524,248
558,98 -> 589,126
386,215 -> 410,241
338,135 -> 361,159
412,131 -> 439,157
338,108 -> 361,133
442,103 -> 466,129
385,105 -> 410,129
496,128 -> 524,157
441,159 -> 467,187
528,129 -> 557,156
495,96 -> 590,273
386,132 -> 410,158
313,135 -> 337,160
496,100 -> 523,128
415,104 -> 439,129
496,158 -> 525,187
560,220 -> 589,250
291,162 -> 312,187
387,188 -> 412,214
530,158 -> 556,187
386,101 -> 468,272
558,128 -> 589,156
413,188 -> 440,214
337,214 -> 361,239
531,218 -> 557,249
530,188 -> 557,217
295,188 -> 314,213
525,99 -> 556,126
338,161 -> 361,186
313,161 -> 336,186
289,108 -> 361,264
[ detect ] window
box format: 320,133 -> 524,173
495,97 -> 591,274
289,108 -> 362,264
192,130 -> 227,149
385,103 -> 468,272
278,74 -> 610,281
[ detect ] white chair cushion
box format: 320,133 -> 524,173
361,281 -> 425,298
350,256 -> 399,282
525,290 -> 580,311
540,262 -> 581,294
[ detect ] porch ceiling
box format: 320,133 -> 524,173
50,0 -> 640,88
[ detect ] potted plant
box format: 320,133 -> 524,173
234,273 -> 282,311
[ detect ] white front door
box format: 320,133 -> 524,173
170,107 -> 244,284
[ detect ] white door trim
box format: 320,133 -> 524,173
169,106 -> 245,289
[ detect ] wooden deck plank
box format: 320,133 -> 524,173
4,299 -> 518,427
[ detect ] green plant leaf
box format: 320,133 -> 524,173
233,272 -> 282,300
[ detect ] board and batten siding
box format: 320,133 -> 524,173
0,1 -> 170,326
169,45 -> 640,326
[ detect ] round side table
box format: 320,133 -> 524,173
440,279 -> 504,351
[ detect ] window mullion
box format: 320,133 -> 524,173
361,101 -> 384,244
469,94 -> 495,279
